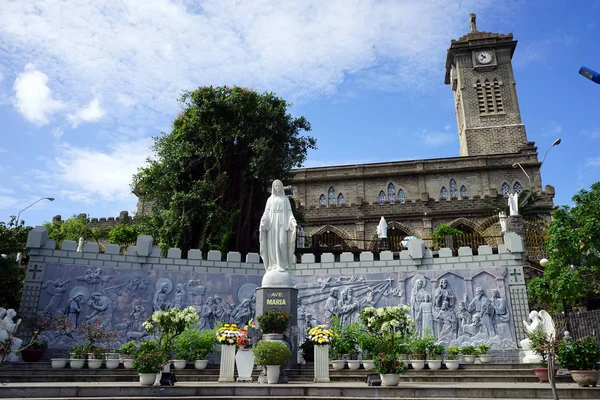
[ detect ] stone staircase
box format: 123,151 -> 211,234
0,361 -> 597,399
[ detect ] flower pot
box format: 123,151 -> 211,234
172,360 -> 187,370
532,367 -> 557,383
347,360 -> 361,370
463,355 -> 476,364
444,360 -> 460,370
331,360 -> 345,370
263,333 -> 284,341
478,354 -> 492,363
51,358 -> 68,369
411,360 -> 425,370
362,360 -> 375,371
570,370 -> 600,387
105,358 -> 120,369
21,348 -> 45,362
427,359 -> 442,370
194,360 -> 209,370
266,365 -> 281,383
105,352 -> 120,360
235,347 -> 255,382
69,359 -> 85,369
88,358 -> 103,369
122,359 -> 134,369
380,373 -> 400,386
139,373 -> 157,386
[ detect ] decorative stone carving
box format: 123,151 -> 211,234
520,310 -> 555,363
41,279 -> 71,314
64,287 -> 89,332
0,308 -> 23,362
153,278 -> 173,311
173,284 -> 186,309
259,179 -> 296,288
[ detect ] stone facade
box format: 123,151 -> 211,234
291,19 -> 554,245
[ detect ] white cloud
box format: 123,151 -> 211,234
37,139 -> 154,203
12,63 -> 65,125
51,127 -> 64,139
412,129 -> 456,147
117,93 -> 136,107
586,157 -> 600,167
67,97 -> 106,128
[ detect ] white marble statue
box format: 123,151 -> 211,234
0,308 -> 23,362
498,211 -> 508,232
15,252 -> 22,266
508,193 -> 519,216
377,217 -> 388,239
520,310 -> 555,363
259,179 -> 297,287
77,237 -> 85,252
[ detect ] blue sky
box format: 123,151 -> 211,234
1,0 -> 599,228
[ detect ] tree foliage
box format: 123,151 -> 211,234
43,214 -> 109,245
527,182 -> 600,311
132,86 -> 316,255
0,217 -> 31,308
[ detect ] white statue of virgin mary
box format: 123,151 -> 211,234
259,179 -> 297,287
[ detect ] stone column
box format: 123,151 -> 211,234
218,344 -> 236,383
313,344 -> 330,383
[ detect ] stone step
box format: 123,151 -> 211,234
0,382 -> 596,399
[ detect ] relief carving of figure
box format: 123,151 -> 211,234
198,297 -> 216,330
173,284 -> 186,309
297,298 -> 307,340
42,279 -> 71,314
434,278 -> 456,311
86,292 -> 114,327
259,179 -> 297,273
435,300 -> 457,345
410,277 -> 427,336
456,301 -> 471,336
230,299 -> 252,328
126,305 -> 148,341
340,287 -> 359,327
418,293 -> 434,337
491,289 -> 510,338
64,292 -> 86,332
324,288 -> 339,324
153,279 -> 173,311
480,297 -> 496,337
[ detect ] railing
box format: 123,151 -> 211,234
552,309 -> 600,341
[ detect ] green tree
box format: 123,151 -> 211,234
43,214 -> 109,246
527,182 -> 600,311
108,224 -> 140,247
0,217 -> 31,308
133,86 -> 316,255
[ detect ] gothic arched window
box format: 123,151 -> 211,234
328,187 -> 335,206
513,181 -> 523,194
398,189 -> 405,204
378,191 -> 385,204
449,179 -> 458,198
501,182 -> 510,197
440,186 -> 448,199
388,183 -> 396,202
460,185 -> 468,198
319,194 -> 325,206
337,193 -> 344,207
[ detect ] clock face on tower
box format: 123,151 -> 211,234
477,51 -> 493,65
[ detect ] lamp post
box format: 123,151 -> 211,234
512,138 -> 561,190
15,197 -> 55,227
579,66 -> 600,84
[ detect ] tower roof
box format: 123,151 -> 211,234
444,14 -> 517,84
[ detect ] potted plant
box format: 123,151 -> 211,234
252,340 -> 292,384
174,327 -> 218,370
119,341 -> 137,369
426,344 -> 445,370
133,341 -> 169,386
459,345 -> 477,364
21,339 -> 47,363
444,346 -> 460,370
307,325 -> 335,383
257,310 -> 291,337
373,352 -> 408,386
477,344 -> 492,363
87,345 -> 104,369
396,343 -> 411,361
557,336 -> 600,387
69,344 -> 87,369
410,334 -> 435,370
51,350 -> 69,369
357,330 -> 378,370
19,312 -> 64,362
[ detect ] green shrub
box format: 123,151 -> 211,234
459,345 -> 476,355
257,311 -> 291,334
253,340 -> 292,366
410,333 -> 435,360
557,337 -> 600,371
445,346 -> 460,360
477,343 -> 491,355
119,341 -> 137,357
174,328 -> 218,360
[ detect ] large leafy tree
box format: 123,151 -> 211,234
0,217 -> 31,308
133,86 -> 316,255
527,182 -> 600,311
43,214 -> 110,245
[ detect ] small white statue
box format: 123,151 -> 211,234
498,212 -> 508,233
16,252 -> 22,266
520,310 -> 555,363
77,237 -> 84,252
508,193 -> 519,216
0,308 -> 23,362
377,217 -> 388,239
259,179 -> 297,287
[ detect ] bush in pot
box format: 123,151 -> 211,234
252,340 -> 292,384
557,336 -> 600,387
173,327 -> 218,369
373,352 -> 407,386
257,310 -> 291,334
459,345 -> 477,363
426,344 -> 445,370
409,333 -> 434,370
444,346 -> 460,370
119,341 -> 137,369
477,344 -> 492,363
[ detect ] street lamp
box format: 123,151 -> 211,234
15,197 -> 55,227
512,138 -> 561,190
579,66 -> 600,84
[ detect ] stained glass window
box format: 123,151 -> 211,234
378,191 -> 385,204
501,182 -> 510,197
337,193 -> 344,206
449,179 -> 458,198
440,186 -> 448,199
388,183 -> 396,202
398,189 -> 405,204
460,185 -> 468,197
328,187 -> 335,206
319,194 -> 325,206
513,182 -> 523,194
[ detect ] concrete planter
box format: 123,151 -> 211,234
570,370 -> 600,387
411,360 -> 425,370
51,358 -> 68,369
194,360 -> 209,370
444,360 -> 460,370
347,360 -> 361,370
427,359 -> 442,370
331,360 -> 345,370
172,360 -> 187,370
380,373 -> 400,386
362,360 -> 375,371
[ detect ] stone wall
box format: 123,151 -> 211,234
21,227 -> 530,354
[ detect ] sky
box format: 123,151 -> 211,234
1,0 -> 599,228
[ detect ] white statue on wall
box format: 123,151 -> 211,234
520,310 -> 555,363
499,211 -> 508,232
377,217 -> 388,239
259,179 -> 297,287
508,193 -> 519,216
77,237 -> 85,252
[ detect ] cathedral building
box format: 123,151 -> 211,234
291,15 -> 555,254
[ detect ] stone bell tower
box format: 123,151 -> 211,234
445,14 -> 528,157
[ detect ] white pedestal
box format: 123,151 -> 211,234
218,345 -> 236,383
236,348 -> 255,382
313,344 -> 330,383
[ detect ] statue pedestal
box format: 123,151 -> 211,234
261,269 -> 294,288
507,215 -> 525,237
520,339 -> 543,364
